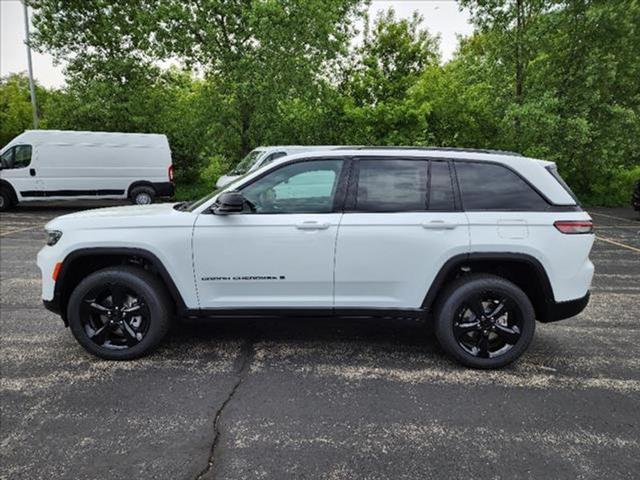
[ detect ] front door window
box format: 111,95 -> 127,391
241,159 -> 343,213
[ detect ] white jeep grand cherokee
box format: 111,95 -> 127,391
37,148 -> 594,369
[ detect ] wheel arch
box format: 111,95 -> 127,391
54,247 -> 187,325
127,181 -> 156,198
422,252 -> 556,322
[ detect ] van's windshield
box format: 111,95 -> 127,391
231,149 -> 263,175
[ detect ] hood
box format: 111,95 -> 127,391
45,202 -> 193,231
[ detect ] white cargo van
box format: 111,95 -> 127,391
0,130 -> 174,210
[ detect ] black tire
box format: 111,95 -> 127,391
434,274 -> 535,369
130,186 -> 156,205
0,188 -> 14,212
67,266 -> 173,360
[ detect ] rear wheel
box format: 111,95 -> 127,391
67,266 -> 172,360
130,186 -> 156,205
434,274 -> 535,369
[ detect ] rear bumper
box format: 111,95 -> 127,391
539,291 -> 590,323
152,181 -> 175,198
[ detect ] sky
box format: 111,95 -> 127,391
0,0 -> 473,89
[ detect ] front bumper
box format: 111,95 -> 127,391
539,291 -> 590,323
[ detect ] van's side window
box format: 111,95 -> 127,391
429,161 -> 455,210
355,159 -> 428,212
0,145 -> 32,170
455,161 -> 549,210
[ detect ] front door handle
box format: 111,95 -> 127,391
296,221 -> 331,230
29,168 -> 36,177
422,220 -> 457,230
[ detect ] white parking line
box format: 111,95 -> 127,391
0,226 -> 39,237
596,235 -> 640,253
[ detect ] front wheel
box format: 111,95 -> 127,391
67,266 -> 172,360
434,274 -> 536,369
0,188 -> 14,212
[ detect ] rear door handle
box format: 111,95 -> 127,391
29,168 -> 36,177
296,221 -> 331,230
422,220 -> 457,230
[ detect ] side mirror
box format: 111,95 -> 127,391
212,191 -> 245,214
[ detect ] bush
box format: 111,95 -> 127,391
582,165 -> 640,207
172,154 -> 232,202
199,154 -> 232,185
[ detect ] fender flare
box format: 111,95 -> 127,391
54,247 -> 188,317
421,252 -> 555,313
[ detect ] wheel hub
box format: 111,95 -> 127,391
81,286 -> 150,349
453,291 -> 523,359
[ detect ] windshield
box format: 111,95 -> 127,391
231,149 -> 263,175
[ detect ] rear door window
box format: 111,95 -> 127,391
455,161 -> 549,210
429,161 -> 455,210
354,159 -> 428,212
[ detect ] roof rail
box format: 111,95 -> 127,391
335,146 -> 523,156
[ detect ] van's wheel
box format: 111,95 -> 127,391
434,274 -> 535,369
67,266 -> 172,360
0,188 -> 15,211
130,186 -> 156,205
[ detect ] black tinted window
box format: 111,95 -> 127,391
355,159 -> 428,212
456,162 -> 549,210
429,161 -> 455,210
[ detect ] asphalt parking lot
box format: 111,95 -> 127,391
1,203 -> 639,479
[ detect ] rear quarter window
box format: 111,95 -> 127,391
455,161 -> 549,211
546,165 -> 579,204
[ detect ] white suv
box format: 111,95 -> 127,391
37,148 -> 594,368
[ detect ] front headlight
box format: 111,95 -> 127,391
45,230 -> 63,246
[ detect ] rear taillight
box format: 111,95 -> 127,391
168,165 -> 174,182
554,220 -> 594,234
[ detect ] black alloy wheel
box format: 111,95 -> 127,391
435,274 -> 535,369
67,266 -> 172,360
80,283 -> 150,350
453,291 -> 522,359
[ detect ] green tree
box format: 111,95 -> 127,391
29,0 -> 367,158
0,73 -> 53,147
455,0 -> 640,202
338,9 -> 440,144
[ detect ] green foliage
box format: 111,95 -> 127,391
0,73 -> 56,146
2,1 -> 638,205
200,154 -> 232,185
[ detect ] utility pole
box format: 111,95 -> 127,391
22,1 -> 38,129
